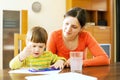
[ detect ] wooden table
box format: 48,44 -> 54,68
1,62 -> 120,80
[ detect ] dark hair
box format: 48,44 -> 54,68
64,7 -> 86,28
27,26 -> 48,44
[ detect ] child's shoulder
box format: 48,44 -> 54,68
43,51 -> 54,55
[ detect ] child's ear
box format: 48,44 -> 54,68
44,48 -> 46,51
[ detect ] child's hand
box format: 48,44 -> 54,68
19,44 -> 32,61
50,60 -> 65,69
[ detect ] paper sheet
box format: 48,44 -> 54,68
8,68 -> 61,74
25,72 -> 97,80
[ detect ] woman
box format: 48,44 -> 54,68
47,7 -> 110,67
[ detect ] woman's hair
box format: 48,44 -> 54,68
26,26 -> 48,44
64,7 -> 86,28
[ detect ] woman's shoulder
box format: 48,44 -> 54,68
50,29 -> 62,39
79,30 -> 92,37
51,29 -> 62,35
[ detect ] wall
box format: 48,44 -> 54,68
0,0 -> 66,32
0,0 -> 66,69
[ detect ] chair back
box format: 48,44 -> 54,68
86,44 -> 111,59
14,33 -> 26,57
100,44 -> 111,58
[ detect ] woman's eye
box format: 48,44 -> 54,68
72,25 -> 77,29
65,23 -> 69,25
33,45 -> 36,47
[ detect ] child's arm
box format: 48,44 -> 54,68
9,45 -> 32,69
51,59 -> 65,69
50,54 -> 66,69
9,55 -> 23,69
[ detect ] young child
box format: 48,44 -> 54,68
9,26 -> 66,70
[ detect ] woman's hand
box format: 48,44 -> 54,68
50,60 -> 65,69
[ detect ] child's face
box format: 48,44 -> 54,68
28,41 -> 46,57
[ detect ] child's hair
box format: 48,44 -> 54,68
26,26 -> 48,44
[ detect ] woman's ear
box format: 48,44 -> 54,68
80,27 -> 84,32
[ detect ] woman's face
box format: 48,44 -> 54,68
62,16 -> 81,40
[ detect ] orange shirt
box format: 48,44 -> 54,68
47,29 -> 110,67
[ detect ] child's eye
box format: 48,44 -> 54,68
39,46 -> 43,48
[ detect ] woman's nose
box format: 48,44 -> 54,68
66,25 -> 72,32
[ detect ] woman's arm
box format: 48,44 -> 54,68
83,32 -> 110,67
47,31 -> 57,54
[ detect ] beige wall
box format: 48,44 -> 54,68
0,0 -> 66,32
0,0 -> 66,69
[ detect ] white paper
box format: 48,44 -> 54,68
8,68 -> 61,74
25,72 -> 97,80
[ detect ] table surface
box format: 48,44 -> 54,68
0,62 -> 120,80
